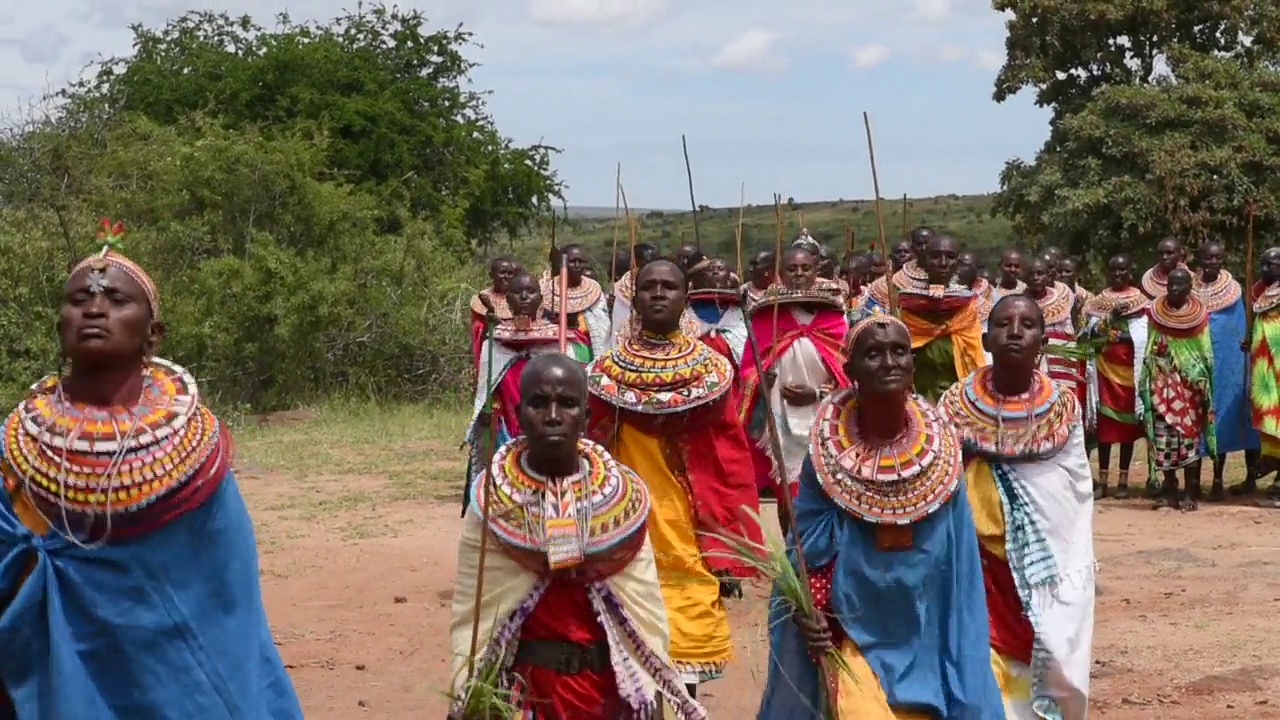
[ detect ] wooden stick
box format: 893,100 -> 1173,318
736,182 -> 746,281
682,134 -> 702,251
554,211 -> 568,353
611,163 -> 622,282
863,111 -> 896,315
465,298 -> 503,683
901,193 -> 908,240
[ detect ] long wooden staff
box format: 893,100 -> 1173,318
863,112 -> 897,315
465,296 -> 502,682
611,163 -> 622,283
1245,205 -> 1257,331
682,135 -> 702,252
739,286 -> 838,719
553,211 -> 569,353
772,192 -> 784,341
901,193 -> 908,240
736,183 -> 746,281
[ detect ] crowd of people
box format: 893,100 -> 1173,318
451,226 -> 1280,718
0,215 -> 1277,719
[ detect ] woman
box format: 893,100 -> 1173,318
0,221 -> 302,718
1084,254 -> 1150,499
542,244 -> 611,360
739,248 -> 849,499
469,256 -> 519,363
464,272 -> 588,514
757,309 -> 1003,719
588,260 -> 762,699
449,354 -> 703,720
939,294 -> 1095,719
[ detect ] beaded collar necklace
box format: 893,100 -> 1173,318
470,289 -> 513,319
1254,281 -> 1280,314
492,316 -> 561,343
1150,293 -> 1208,334
540,273 -> 604,315
1194,271 -> 1241,313
1,358 -> 228,546
1084,286 -> 1150,319
473,438 -> 649,570
1141,263 -> 1188,298
1027,282 -> 1073,326
808,389 -> 961,526
588,331 -> 732,415
938,366 -> 1076,461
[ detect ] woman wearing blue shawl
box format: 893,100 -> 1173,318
1195,242 -> 1261,498
757,308 -> 1004,719
0,221 -> 302,719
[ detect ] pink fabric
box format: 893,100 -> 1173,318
495,356 -> 527,435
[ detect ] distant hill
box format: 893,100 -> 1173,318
552,193 -> 1021,268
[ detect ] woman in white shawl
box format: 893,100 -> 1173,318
450,354 -> 703,720
939,294 -> 1095,720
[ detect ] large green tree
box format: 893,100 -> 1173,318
989,0 -> 1280,261
61,5 -> 561,255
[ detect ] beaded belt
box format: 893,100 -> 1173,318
514,639 -> 612,675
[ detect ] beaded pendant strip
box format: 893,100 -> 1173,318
1254,282 -> 1280,314
540,273 -> 604,315
1141,264 -> 1187,298
472,438 -> 649,568
1031,283 -> 1073,326
1150,294 -> 1208,335
938,366 -> 1077,461
1193,271 -> 1241,313
1084,286 -> 1150,319
589,332 -> 732,415
1,358 -> 227,540
808,389 -> 962,525
470,290 -> 513,319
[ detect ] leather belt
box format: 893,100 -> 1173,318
514,639 -> 611,675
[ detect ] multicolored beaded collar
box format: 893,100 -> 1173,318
589,331 -> 732,415
1084,286 -> 1150,319
1141,263 -> 1188,298
1,358 -> 229,543
687,288 -> 740,305
471,437 -> 649,571
1256,282 -> 1280,314
748,282 -> 845,313
470,289 -> 513,319
892,265 -> 974,299
989,279 -> 1026,301
808,389 -> 962,525
616,307 -> 701,344
1028,282 -> 1073,326
1194,271 -> 1241,313
492,316 -> 562,344
613,271 -> 634,302
1150,294 -> 1208,336
540,273 -> 604,315
938,366 -> 1077,461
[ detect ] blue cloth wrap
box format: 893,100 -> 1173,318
757,457 -> 1005,719
0,472 -> 303,719
1204,299 -> 1260,455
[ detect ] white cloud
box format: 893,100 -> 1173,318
973,48 -> 1003,70
849,44 -> 891,69
528,0 -> 670,28
709,29 -> 786,73
938,44 -> 968,63
910,0 -> 952,25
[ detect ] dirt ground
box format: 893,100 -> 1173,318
240,442 -> 1280,720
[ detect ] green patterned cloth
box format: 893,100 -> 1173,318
914,335 -> 958,403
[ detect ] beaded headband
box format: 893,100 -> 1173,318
68,219 -> 161,320
843,307 -> 908,356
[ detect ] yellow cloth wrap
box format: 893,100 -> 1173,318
8,486 -> 49,535
613,421 -> 733,676
1264,434 -> 1280,458
834,638 -> 932,719
1095,352 -> 1134,386
900,302 -> 986,381
964,459 -> 1007,559
991,650 -> 1033,705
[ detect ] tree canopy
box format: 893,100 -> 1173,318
990,0 -> 1280,263
62,6 -> 561,254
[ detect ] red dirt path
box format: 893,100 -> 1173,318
246,467 -> 1280,719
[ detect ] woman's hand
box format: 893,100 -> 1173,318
781,384 -> 819,406
792,609 -> 834,656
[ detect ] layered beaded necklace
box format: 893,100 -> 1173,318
939,366 -> 1075,461
1194,271 -> 1241,313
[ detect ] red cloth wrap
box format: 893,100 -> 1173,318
979,545 -> 1033,664
588,394 -> 765,578
515,579 -> 620,719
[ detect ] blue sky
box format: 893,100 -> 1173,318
0,0 -> 1050,208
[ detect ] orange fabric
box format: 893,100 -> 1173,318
899,301 -> 985,381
